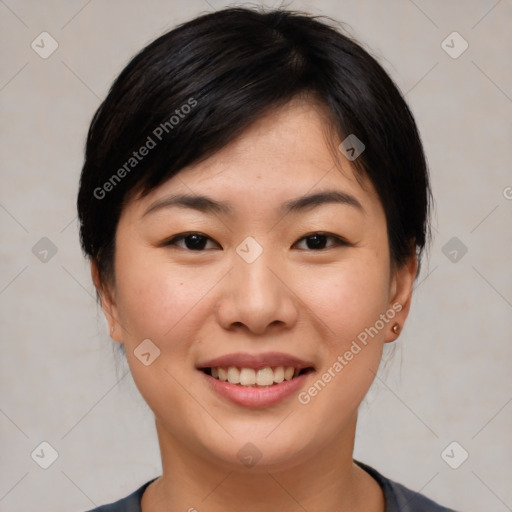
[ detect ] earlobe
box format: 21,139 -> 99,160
385,253 -> 418,343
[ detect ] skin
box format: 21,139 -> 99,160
92,97 -> 418,512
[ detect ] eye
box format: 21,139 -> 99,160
163,231 -> 349,252
163,232 -> 220,251
293,232 -> 349,251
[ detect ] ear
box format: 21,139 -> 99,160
91,260 -> 123,344
384,251 -> 418,343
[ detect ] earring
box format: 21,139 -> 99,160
111,325 -> 115,334
392,323 -> 400,334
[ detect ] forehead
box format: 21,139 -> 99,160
123,98 -> 382,222
186,98 -> 356,183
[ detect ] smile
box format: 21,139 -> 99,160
202,366 -> 313,387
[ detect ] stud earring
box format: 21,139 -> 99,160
392,323 -> 400,334
111,325 -> 115,334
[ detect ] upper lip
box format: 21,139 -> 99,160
196,352 -> 315,371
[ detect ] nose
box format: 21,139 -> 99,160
214,246 -> 299,335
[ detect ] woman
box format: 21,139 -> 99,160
77,6 -> 454,511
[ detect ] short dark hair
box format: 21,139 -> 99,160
77,6 -> 432,288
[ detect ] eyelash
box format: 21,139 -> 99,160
163,232 -> 350,252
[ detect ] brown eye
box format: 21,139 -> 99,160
294,233 -> 349,251
164,233 -> 220,251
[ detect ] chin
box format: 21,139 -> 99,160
194,430 -> 317,474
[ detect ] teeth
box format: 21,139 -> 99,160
227,366 -> 240,384
256,367 -> 274,386
240,368 -> 256,385
273,366 -> 284,383
208,366 -> 304,386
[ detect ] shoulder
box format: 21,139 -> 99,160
83,479 -> 155,512
355,460 -> 458,512
81,468 -> 460,512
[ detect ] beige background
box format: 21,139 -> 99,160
1,1 -> 511,511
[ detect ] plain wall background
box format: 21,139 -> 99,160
1,1 -> 511,510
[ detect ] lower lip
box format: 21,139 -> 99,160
200,370 -> 311,408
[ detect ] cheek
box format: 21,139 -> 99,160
112,247 -> 214,413
302,254 -> 391,345
297,264 -> 391,418
113,245 -> 223,346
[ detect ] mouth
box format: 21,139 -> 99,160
199,366 -> 315,387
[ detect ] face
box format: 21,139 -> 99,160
94,98 -> 417,473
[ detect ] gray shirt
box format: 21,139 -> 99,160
85,460 -> 457,511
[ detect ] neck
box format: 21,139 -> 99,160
141,415 -> 385,512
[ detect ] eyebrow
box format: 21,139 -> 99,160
142,189 -> 364,218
